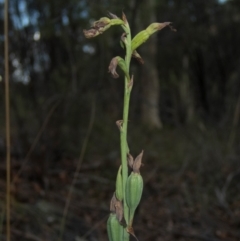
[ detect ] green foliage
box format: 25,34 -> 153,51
2,0 -> 240,158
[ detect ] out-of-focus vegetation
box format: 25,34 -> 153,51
0,0 -> 239,157
1,0 -> 240,240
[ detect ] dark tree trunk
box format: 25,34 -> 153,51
139,0 -> 163,129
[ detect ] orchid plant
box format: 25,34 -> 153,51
83,12 -> 175,241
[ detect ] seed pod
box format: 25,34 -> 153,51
131,30 -> 150,52
131,22 -> 176,51
126,172 -> 143,224
115,166 -> 123,201
107,213 -> 124,241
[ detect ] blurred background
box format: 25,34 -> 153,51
1,0 -> 240,240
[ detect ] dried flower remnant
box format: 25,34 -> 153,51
108,57 -> 119,78
83,29 -> 100,39
92,17 -> 111,29
132,150 -> 144,174
108,56 -> 129,80
109,193 -> 124,222
110,192 -> 118,213
146,22 -> 176,35
83,16 -> 124,39
116,120 -> 123,131
115,199 -> 124,222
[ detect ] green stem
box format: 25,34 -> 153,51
121,76 -> 131,220
120,23 -> 132,241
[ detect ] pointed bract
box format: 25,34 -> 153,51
132,50 -> 144,64
127,75 -> 134,89
127,153 -> 134,168
122,12 -> 128,25
108,12 -> 119,19
110,192 -> 118,212
127,226 -> 139,241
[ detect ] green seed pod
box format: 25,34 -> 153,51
107,213 -> 124,241
115,166 -> 123,201
126,172 -> 143,224
131,30 -> 150,52
131,22 -> 176,51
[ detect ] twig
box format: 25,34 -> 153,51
58,95 -> 96,241
12,99 -> 61,184
80,214 -> 108,239
4,0 -> 11,240
145,229 -> 225,241
11,229 -> 43,241
228,92 -> 240,148
172,231 -> 226,241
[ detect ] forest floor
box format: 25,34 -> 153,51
1,127 -> 240,241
